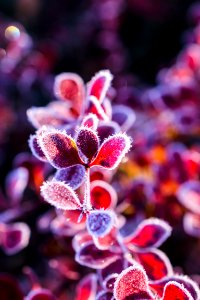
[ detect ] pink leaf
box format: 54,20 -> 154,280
82,113 -> 99,130
75,274 -> 97,300
76,127 -> 99,162
87,70 -> 113,103
27,107 -> 67,129
86,96 -> 109,121
86,210 -> 114,237
41,181 -> 82,210
72,232 -> 93,252
63,210 -> 86,225
54,165 -> 85,190
162,282 -> 194,300
90,180 -> 117,210
0,222 -> 30,255
75,241 -> 119,269
135,249 -> 173,281
28,134 -> 47,162
124,218 -> 172,249
50,215 -> 83,236
90,133 -> 132,169
176,181 -> 200,214
183,213 -> 200,238
54,72 -> 85,114
113,264 -> 153,300
93,228 -> 119,251
6,167 -> 29,203
39,129 -> 83,169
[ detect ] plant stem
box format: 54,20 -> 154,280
83,167 -> 92,212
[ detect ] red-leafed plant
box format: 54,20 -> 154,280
25,70 -> 200,300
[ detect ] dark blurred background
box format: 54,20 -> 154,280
0,0 -> 197,84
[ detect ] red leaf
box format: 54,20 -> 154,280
76,127 -> 99,162
150,275 -> 200,300
135,249 -> 173,281
54,72 -> 85,114
93,228 -> 118,250
87,70 -> 113,103
162,282 -> 194,300
54,165 -> 85,190
41,181 -> 82,210
75,241 -> 119,269
0,275 -> 23,300
90,133 -> 131,169
90,180 -> 117,210
39,129 -> 83,169
113,264 -> 153,300
75,274 -> 97,300
124,218 -> 171,249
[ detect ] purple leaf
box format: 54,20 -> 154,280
54,165 -> 85,190
75,241 -> 120,269
86,210 -> 114,237
28,134 -> 47,162
124,218 -> 172,249
41,181 -> 82,210
0,222 -> 30,255
6,167 -> 29,203
97,121 -> 120,143
91,133 -> 132,169
103,273 -> 119,292
39,129 -> 83,169
112,105 -> 136,131
76,127 -> 99,162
